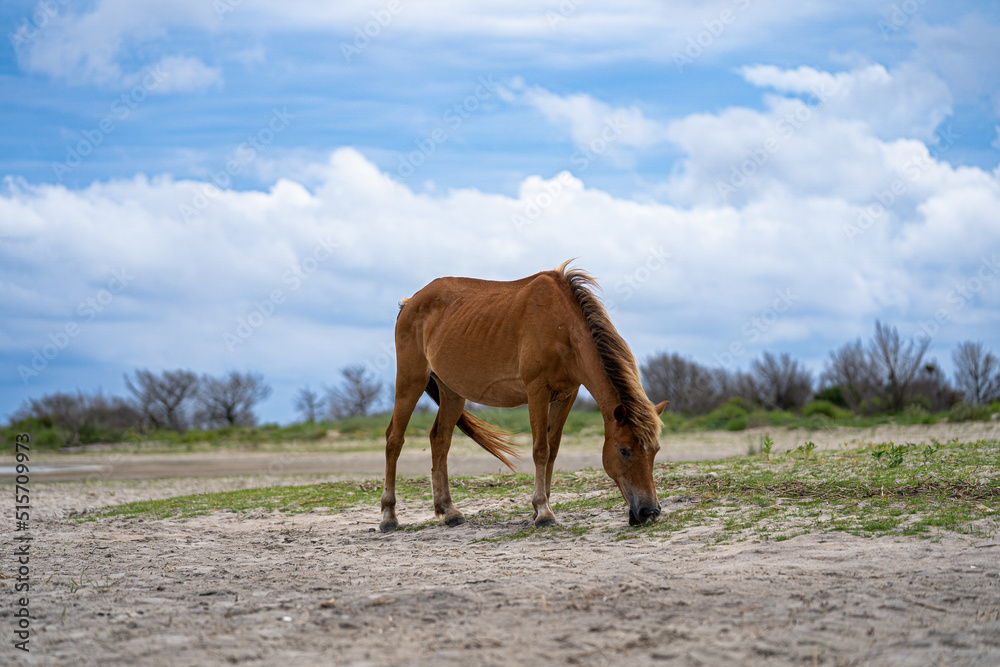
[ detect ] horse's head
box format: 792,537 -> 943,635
602,401 -> 668,526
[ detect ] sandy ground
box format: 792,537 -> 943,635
3,421 -> 999,665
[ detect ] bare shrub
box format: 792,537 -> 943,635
910,360 -> 959,412
293,385 -> 322,423
869,320 -> 930,412
12,390 -> 140,445
713,368 -> 760,408
952,341 -> 1000,405
196,371 -> 272,428
641,352 -> 721,415
326,364 -> 383,419
751,352 -> 813,411
124,369 -> 200,432
820,338 -> 881,412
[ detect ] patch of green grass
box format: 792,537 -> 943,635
87,438 -> 999,546
88,480 -> 390,521
480,523 -> 591,543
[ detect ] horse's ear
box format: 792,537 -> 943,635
654,401 -> 669,416
613,404 -> 628,424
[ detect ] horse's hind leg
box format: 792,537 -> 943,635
380,355 -> 429,533
429,380 -> 467,527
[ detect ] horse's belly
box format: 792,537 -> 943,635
433,367 -> 528,408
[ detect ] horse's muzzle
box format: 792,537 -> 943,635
628,503 -> 661,526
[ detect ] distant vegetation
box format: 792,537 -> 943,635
5,322 -> 999,450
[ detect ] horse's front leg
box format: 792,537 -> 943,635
527,389 -> 557,528
544,390 -> 578,502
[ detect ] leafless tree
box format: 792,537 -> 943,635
910,360 -> 959,411
641,352 -> 721,415
12,390 -> 140,445
326,364 -> 383,419
953,341 -> 1000,405
13,391 -> 88,441
713,368 -> 760,408
293,385 -> 322,423
124,369 -> 200,432
820,337 -> 882,411
751,352 -> 813,411
196,371 -> 272,428
869,321 -> 930,411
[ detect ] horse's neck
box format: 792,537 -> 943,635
575,335 -> 624,420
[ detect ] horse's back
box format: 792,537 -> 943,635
395,269 -> 580,406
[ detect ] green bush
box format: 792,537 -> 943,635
725,415 -> 748,431
802,400 -> 852,420
800,413 -> 834,430
899,403 -> 936,425
658,410 -> 687,433
747,410 -> 798,428
813,385 -> 848,408
2,418 -> 71,450
949,402 -> 993,423
857,396 -> 886,416
697,399 -> 748,431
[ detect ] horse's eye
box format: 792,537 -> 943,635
618,447 -> 631,458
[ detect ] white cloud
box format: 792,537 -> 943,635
3,135 -> 998,420
8,0 -> 866,89
740,63 -> 953,142
142,55 -> 223,93
521,86 -> 669,150
910,15 -> 1000,112
659,63 -> 960,208
502,82 -> 670,167
12,0 -> 221,90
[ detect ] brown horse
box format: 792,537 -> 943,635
380,261 -> 667,532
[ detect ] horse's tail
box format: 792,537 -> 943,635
425,374 -> 520,471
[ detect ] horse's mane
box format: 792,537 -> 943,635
555,260 -> 661,447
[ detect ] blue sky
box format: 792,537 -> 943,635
1,0 -> 999,424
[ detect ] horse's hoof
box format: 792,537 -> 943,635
444,514 -> 466,527
534,516 -> 557,529
379,520 -> 399,533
